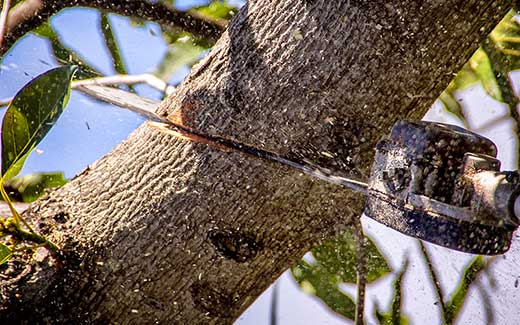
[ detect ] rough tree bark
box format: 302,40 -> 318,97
0,0 -> 513,323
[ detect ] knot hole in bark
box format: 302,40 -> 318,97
208,228 -> 260,263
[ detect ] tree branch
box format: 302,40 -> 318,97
0,0 -> 12,48
1,0 -> 225,56
354,218 -> 366,325
418,241 -> 447,322
0,73 -> 171,112
74,74 -> 175,96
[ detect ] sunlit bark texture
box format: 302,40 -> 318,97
0,0 -> 513,323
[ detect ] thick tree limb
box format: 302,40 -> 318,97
0,0 -> 514,323
1,0 -> 225,56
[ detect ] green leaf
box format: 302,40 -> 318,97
311,229 -> 392,284
445,48 -> 501,108
291,229 -> 391,320
100,14 -> 128,76
155,35 -> 206,81
445,256 -> 488,324
32,23 -> 99,79
488,10 -> 520,72
439,90 -> 465,121
1,66 -> 77,180
292,260 -> 357,320
3,172 -> 67,203
450,62 -> 479,91
193,1 -> 238,21
469,48 -> 502,102
375,258 -> 409,325
443,11 -> 520,108
0,242 -> 12,265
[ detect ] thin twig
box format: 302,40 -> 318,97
74,74 -> 175,96
0,73 -> 171,109
476,281 -> 495,324
418,240 -> 448,322
353,218 -> 366,325
1,0 -> 225,56
269,282 -> 278,325
75,84 -> 162,122
0,0 -> 11,48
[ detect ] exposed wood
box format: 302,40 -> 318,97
0,0 -> 513,323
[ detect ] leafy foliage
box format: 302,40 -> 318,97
311,229 -> 392,284
4,172 -> 67,203
193,1 -> 238,21
0,242 -> 12,265
291,229 -> 391,320
487,10 -> 520,72
440,9 -> 520,120
1,66 -> 77,180
375,258 -> 409,325
100,14 -> 128,76
292,259 -> 357,319
32,23 -> 100,79
444,256 -> 489,324
0,66 -> 75,264
155,34 -> 206,82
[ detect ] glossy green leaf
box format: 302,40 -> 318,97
292,260 -> 356,320
375,258 -> 409,325
0,242 -> 12,265
1,66 -> 77,180
3,172 -> 67,203
311,229 -> 392,284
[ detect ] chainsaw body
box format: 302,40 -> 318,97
365,120 -> 520,255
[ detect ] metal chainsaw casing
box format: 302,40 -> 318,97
364,120 -> 520,255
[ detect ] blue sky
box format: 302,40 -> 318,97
0,5 -> 200,178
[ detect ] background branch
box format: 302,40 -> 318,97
1,0 -> 225,56
0,0 -> 12,48
418,241 -> 447,322
0,73 -> 171,109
